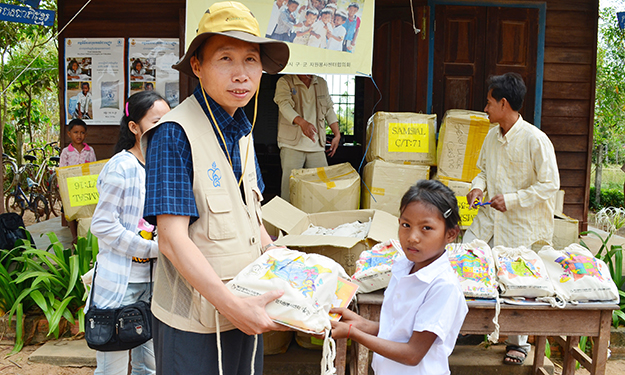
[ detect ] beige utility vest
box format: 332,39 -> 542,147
141,95 -> 263,333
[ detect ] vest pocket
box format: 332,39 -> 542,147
205,194 -> 237,240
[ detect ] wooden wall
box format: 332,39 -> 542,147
57,0 -> 598,230
57,0 -> 186,158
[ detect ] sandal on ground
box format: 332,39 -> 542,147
503,345 -> 528,366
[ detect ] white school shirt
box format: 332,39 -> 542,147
308,20 -> 331,48
327,25 -> 346,51
371,253 -> 468,375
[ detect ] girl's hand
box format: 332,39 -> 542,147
331,320 -> 351,339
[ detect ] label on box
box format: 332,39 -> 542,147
371,187 -> 385,196
387,123 -> 429,153
67,174 -> 100,207
457,196 -> 479,227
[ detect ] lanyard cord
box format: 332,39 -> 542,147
198,79 -> 258,187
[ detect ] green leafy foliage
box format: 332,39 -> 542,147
589,186 -> 624,211
1,229 -> 98,355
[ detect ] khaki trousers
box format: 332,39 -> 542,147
279,147 -> 328,202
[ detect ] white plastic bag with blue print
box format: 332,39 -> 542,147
447,239 -> 498,299
538,244 -> 619,303
351,239 -> 403,293
227,247 -> 351,375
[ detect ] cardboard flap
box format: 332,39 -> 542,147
262,196 -> 308,234
368,210 -> 399,243
554,211 -> 577,223
275,234 -> 360,249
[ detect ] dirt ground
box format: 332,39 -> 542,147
0,344 -> 93,375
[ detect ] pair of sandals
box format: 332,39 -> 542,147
504,345 -> 528,365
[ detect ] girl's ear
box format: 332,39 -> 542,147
128,121 -> 141,136
446,226 -> 460,243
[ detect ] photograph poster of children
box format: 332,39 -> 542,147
64,38 -> 125,124
128,38 -> 180,107
185,0 -> 373,75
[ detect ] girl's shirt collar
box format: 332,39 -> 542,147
68,143 -> 91,152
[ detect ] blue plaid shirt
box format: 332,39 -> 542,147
143,85 -> 265,225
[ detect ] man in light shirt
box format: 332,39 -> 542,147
464,72 -> 560,366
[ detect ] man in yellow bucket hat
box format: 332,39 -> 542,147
141,2 -> 290,373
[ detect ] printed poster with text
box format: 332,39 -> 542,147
64,38 -> 124,125
128,38 -> 180,107
186,0 -> 374,75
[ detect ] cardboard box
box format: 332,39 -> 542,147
57,159 -> 109,221
436,176 -> 475,230
290,162 -> 360,213
436,175 -> 472,197
365,112 -> 437,165
437,110 -> 495,182
553,212 -> 579,249
262,197 -> 399,275
361,160 -> 430,216
264,331 -> 293,355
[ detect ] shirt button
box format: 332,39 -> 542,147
250,236 -> 257,245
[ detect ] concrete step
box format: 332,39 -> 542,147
450,345 -> 554,375
29,339 -> 96,367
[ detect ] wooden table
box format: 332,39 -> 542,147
334,291 -> 618,375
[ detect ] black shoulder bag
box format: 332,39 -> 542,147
85,260 -> 154,351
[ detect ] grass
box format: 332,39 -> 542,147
591,164 -> 625,190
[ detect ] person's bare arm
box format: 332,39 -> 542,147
157,214 -> 287,335
326,121 -> 340,157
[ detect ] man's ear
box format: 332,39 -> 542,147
190,55 -> 202,80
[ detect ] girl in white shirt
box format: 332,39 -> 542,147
331,179 -> 468,375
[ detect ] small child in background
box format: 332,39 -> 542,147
308,8 -> 333,49
292,9 -> 318,46
331,179 -> 468,375
60,119 -> 97,243
327,10 -> 347,51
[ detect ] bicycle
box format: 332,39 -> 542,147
4,155 -> 50,222
23,142 -> 61,216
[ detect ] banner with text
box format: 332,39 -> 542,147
64,38 -> 125,125
186,0 -> 373,75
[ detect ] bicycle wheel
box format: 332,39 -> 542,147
5,192 -> 25,217
46,173 -> 61,217
32,194 -> 50,222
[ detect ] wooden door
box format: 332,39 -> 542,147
433,5 -> 538,123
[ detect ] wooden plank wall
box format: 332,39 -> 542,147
541,0 -> 598,230
57,0 -> 186,159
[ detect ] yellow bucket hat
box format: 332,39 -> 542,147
173,1 -> 290,76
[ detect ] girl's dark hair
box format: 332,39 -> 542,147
69,59 -> 79,68
400,179 -> 460,231
114,91 -> 167,154
68,118 -> 87,131
132,59 -> 143,70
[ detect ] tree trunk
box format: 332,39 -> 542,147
595,144 -> 603,206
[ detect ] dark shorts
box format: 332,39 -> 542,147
152,316 -> 264,375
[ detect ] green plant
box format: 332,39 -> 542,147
4,230 -> 98,355
589,186 -> 625,211
580,207 -> 625,328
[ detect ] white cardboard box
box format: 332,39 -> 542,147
365,112 -> 437,165
553,211 -> 579,249
290,162 -> 360,213
262,197 -> 399,275
361,160 -> 430,216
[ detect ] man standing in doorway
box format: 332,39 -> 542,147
464,72 -> 560,366
274,74 -> 341,201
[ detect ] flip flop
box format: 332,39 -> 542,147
504,345 -> 527,366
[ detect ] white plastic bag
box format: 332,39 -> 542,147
538,244 -> 619,302
447,240 -> 498,299
492,245 -> 555,298
227,247 -> 351,375
351,239 -> 403,293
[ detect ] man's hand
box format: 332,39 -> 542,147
489,194 -> 507,212
219,290 -> 289,335
326,134 -> 340,157
294,116 -> 317,142
467,189 -> 483,209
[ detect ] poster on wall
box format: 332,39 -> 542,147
185,0 -> 374,76
64,38 -> 124,125
128,38 -> 180,107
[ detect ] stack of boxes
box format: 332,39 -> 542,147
361,112 -> 436,216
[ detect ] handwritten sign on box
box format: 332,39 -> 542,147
67,174 -> 99,207
457,196 -> 479,227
